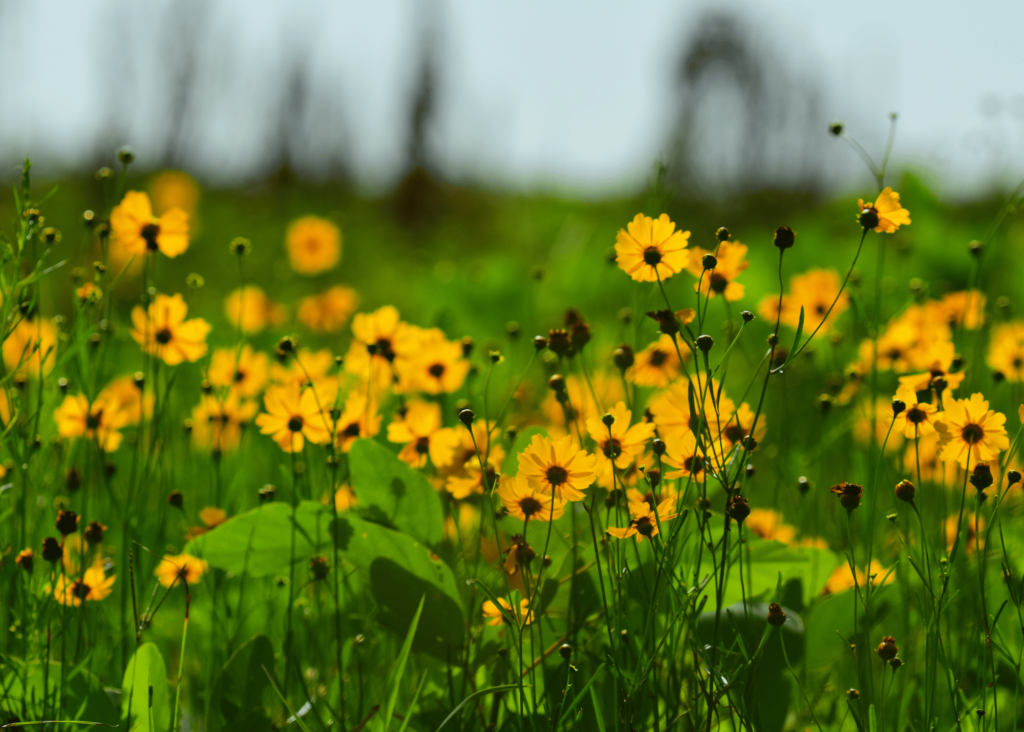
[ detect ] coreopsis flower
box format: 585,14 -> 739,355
131,293 -> 210,366
103,375 -> 152,424
934,393 -> 1008,468
269,348 -> 335,391
76,281 -> 102,303
857,187 -> 911,234
615,213 -> 690,282
110,190 -> 189,257
627,335 -> 685,388
334,486 -> 357,512
661,432 -> 707,481
208,345 -> 270,397
876,636 -> 898,661
344,306 -> 419,387
858,320 -> 919,373
184,507 -> 228,540
333,391 -> 382,452
586,402 -> 656,472
386,400 -> 460,469
256,383 -> 332,452
54,558 -> 116,606
891,385 -> 939,439
899,336 -> 965,393
3,317 -> 58,377
987,322 -> 1024,382
297,285 -> 360,333
626,484 -> 679,512
647,378 -> 722,441
745,509 -> 797,545
155,553 -> 208,588
446,453 -> 501,499
224,286 -> 287,335
541,373 -> 624,439
286,216 -> 341,275
607,497 -> 678,543
497,473 -> 566,522
54,391 -> 131,452
759,269 -> 848,336
394,331 -> 470,394
718,402 -> 765,450
517,434 -> 597,502
149,170 -> 200,218
925,290 -> 985,330
191,393 -> 259,453
687,240 -> 749,301
830,482 -> 864,512
482,595 -> 532,627
822,560 -> 894,595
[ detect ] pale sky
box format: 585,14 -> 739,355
0,0 -> 1021,196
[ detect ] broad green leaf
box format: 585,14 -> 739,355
207,634 -> 276,732
349,438 -> 443,544
2,661 -> 118,725
123,642 -> 170,732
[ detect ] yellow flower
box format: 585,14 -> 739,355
102,375 -> 151,424
934,393 -> 1008,468
76,281 -> 101,303
718,402 -> 764,450
925,291 -> 985,331
131,293 -> 210,366
745,510 -> 796,545
497,473 -> 565,522
987,322 -> 1024,382
759,269 -> 848,336
615,213 -> 690,283
155,553 -> 208,588
297,286 -> 360,333
892,385 -> 939,439
386,400 -> 460,469
269,348 -> 335,391
54,559 -> 116,606
945,512 -> 984,553
3,317 -> 57,377
627,335 -> 685,388
857,187 -> 910,234
191,393 -> 259,452
823,560 -> 893,595
149,170 -> 200,217
607,497 -> 677,543
208,345 -> 270,398
586,401 -> 655,470
255,383 -> 332,453
517,434 -> 597,502
185,507 -> 229,540
687,240 -> 749,301
335,486 -> 357,512
333,390 -> 382,453
394,331 -> 470,395
898,336 -> 965,393
541,373 -> 624,440
661,431 -> 707,481
54,391 -> 131,452
482,595 -> 532,627
344,306 -> 419,388
286,216 -> 341,275
110,191 -> 189,258
446,452 -> 501,499
224,286 -> 287,335
647,378 -> 722,441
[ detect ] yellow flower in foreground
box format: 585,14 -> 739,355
297,286 -> 360,333
224,286 -> 287,335
333,390 -> 382,453
208,345 -> 270,398
934,393 -> 1008,468
3,318 -> 57,377
387,400 -> 460,469
131,293 -> 210,366
54,559 -> 116,606
607,497 -> 677,543
482,595 -> 532,627
286,216 -> 341,275
823,560 -> 894,595
256,383 -> 332,453
615,213 -> 690,283
111,191 -> 189,257
497,473 -> 566,522
269,348 -> 335,391
394,331 -> 470,395
517,434 -> 597,502
892,385 -> 939,439
858,187 -> 911,234
586,401 -> 655,470
54,392 -> 130,452
155,553 -> 208,588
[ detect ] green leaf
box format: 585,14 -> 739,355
349,438 -> 443,544
501,426 -> 547,476
434,684 -> 522,731
206,634 -> 276,732
2,661 -> 118,725
123,643 -> 170,732
383,594 -> 426,731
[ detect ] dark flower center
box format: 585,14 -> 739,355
816,303 -> 827,316
962,423 -> 985,444
155,328 -> 173,345
415,436 -> 430,454
643,246 -> 662,266
546,465 -> 568,486
287,417 -> 304,432
428,363 -> 445,378
141,223 -> 161,251
649,349 -> 667,367
73,581 -> 90,600
234,369 -> 246,383
636,515 -> 654,537
724,425 -> 745,443
602,438 -> 622,459
1014,357 -> 1023,370
685,456 -> 705,474
519,496 -> 542,517
906,407 -> 927,424
374,338 -> 396,362
343,422 -> 361,437
710,272 -> 728,293
86,410 -> 102,430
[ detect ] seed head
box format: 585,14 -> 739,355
310,555 -> 330,581
41,537 -> 63,564
847,689 -> 860,701
16,549 -> 33,573
970,463 -> 993,491
876,636 -> 898,662
230,237 -> 252,256
55,510 -> 79,537
646,309 -> 678,337
276,336 -> 297,357
831,482 -> 864,512
773,226 -> 796,251
548,329 -> 572,357
767,602 -> 787,627
41,227 -> 61,245
259,485 -> 277,502
84,521 -> 107,546
167,490 -> 184,509
728,494 -> 750,524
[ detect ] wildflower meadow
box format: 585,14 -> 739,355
3,119 -> 1024,732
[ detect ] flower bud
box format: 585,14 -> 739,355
459,409 -> 475,427
548,374 -> 565,393
167,491 -> 184,509
741,310 -> 754,323
613,344 -> 635,371
894,479 -> 916,503
716,227 -> 730,242
41,537 -> 63,564
797,476 -> 810,494
259,485 -> 276,502
829,121 -> 844,136
859,208 -> 880,230
532,335 -> 547,351
970,463 -> 993,491
16,548 -> 33,573
310,555 -> 330,580
696,335 -> 714,353
773,226 -> 796,250
559,643 -> 572,660
230,237 -> 252,256
601,413 -> 615,428
117,146 -> 135,164
701,253 -> 718,270
891,398 -> 906,416
767,602 -> 786,627
969,240 -> 983,257
646,309 -> 678,337
876,636 -> 898,662
1007,470 -> 1022,487
652,438 -> 666,456
728,494 -> 750,524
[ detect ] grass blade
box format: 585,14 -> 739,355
434,684 -> 523,732
383,594 -> 426,732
